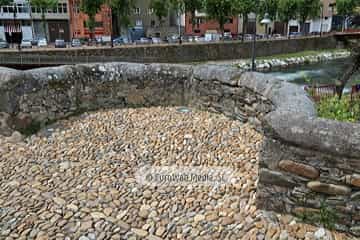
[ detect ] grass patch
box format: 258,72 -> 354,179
297,201 -> 338,230
317,97 -> 360,122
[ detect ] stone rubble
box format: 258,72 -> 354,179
236,50 -> 350,71
0,107 -> 352,240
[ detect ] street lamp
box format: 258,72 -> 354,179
260,13 -> 271,39
249,12 -> 257,71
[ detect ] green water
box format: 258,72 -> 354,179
264,59 -> 360,90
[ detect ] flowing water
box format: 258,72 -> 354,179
264,58 -> 360,90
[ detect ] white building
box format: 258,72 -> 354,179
0,0 -> 32,42
0,0 -> 70,43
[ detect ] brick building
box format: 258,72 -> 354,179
185,12 -> 238,36
69,0 -> 112,39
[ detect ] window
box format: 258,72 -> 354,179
73,4 -> 80,14
134,7 -> 140,15
95,21 -> 103,28
151,20 -> 155,27
62,3 -> 67,13
195,18 -> 203,25
226,18 -> 233,24
136,20 -> 142,26
58,3 -> 63,13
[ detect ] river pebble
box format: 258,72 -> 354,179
0,107 -> 351,239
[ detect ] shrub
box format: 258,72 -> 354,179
318,97 -> 360,122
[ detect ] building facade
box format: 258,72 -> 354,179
185,11 -> 238,36
31,0 -> 70,42
112,0 -> 179,38
69,0 -> 112,40
0,0 -> 70,43
0,0 -> 32,43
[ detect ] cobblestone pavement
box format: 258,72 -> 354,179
0,107 -> 352,240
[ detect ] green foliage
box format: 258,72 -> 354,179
204,0 -> 236,33
110,0 -> 133,31
297,201 -> 338,230
150,0 -> 170,25
336,0 -> 357,17
297,0 -> 321,33
278,0 -> 298,22
233,0 -> 257,16
30,0 -> 58,12
81,0 -> 104,37
0,0 -> 11,6
258,0 -> 278,21
318,97 -> 360,122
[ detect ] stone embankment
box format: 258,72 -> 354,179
235,50 -> 350,71
0,62 -> 359,238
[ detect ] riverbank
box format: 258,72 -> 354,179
237,49 -> 350,71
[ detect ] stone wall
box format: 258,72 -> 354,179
0,36 -> 338,66
0,62 -> 359,236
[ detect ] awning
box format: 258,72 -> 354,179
4,24 -> 22,33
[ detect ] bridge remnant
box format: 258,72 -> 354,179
0,63 -> 359,235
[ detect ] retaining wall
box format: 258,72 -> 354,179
0,36 -> 338,65
0,62 -> 359,235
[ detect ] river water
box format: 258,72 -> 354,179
264,58 -> 360,89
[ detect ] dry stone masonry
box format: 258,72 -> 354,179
0,62 -> 359,236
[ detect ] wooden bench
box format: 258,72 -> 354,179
304,85 -> 337,102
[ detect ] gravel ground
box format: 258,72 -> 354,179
0,107 -> 351,240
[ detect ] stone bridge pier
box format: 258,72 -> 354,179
0,62 -> 359,236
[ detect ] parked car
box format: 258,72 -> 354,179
55,39 -> 66,48
31,38 -> 38,46
37,38 -> 48,47
166,35 -> 179,43
95,36 -> 102,44
151,37 -> 162,44
273,34 -> 284,39
244,34 -> 253,41
0,39 -> 9,48
113,36 -> 130,45
71,38 -> 82,47
20,39 -> 32,48
136,37 -> 151,45
101,35 -> 112,45
289,32 -> 302,38
222,32 -> 233,40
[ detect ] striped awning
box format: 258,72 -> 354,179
4,24 -> 22,33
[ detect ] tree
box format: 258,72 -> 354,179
233,0 -> 257,41
203,0 -> 234,36
335,0 -> 360,99
336,0 -> 357,31
277,0 -> 297,37
184,0 -> 203,29
80,0 -> 104,40
258,0 -> 278,21
109,0 -> 133,35
30,0 -> 58,41
296,0 -> 321,34
150,0 -> 170,26
0,0 -> 11,6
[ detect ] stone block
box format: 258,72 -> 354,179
307,181 -> 351,195
279,160 -> 319,179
